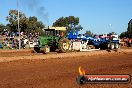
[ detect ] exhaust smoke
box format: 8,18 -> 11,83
22,0 -> 49,25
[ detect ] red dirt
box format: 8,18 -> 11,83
0,49 -> 132,88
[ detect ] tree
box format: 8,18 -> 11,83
128,19 -> 132,32
84,30 -> 94,37
6,10 -> 45,34
109,32 -> 117,35
120,19 -> 132,38
27,16 -> 45,33
6,10 -> 26,32
120,32 -> 127,38
0,24 -> 6,33
52,16 -> 83,32
127,19 -> 132,38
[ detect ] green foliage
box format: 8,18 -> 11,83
6,10 -> 26,32
27,16 -> 44,33
128,19 -> 132,32
6,10 -> 45,34
84,30 -> 94,37
52,16 -> 83,32
120,19 -> 132,38
127,19 -> 132,38
0,24 -> 6,33
109,32 -> 117,35
120,32 -> 127,38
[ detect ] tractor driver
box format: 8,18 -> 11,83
60,31 -> 64,37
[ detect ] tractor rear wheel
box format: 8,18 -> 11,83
58,38 -> 70,53
43,45 -> 50,54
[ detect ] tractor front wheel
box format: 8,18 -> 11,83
43,45 -> 50,54
34,47 -> 40,53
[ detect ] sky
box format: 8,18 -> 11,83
0,0 -> 132,35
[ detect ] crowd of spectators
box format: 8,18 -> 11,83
0,29 -> 39,49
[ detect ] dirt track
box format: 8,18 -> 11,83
0,49 -> 132,88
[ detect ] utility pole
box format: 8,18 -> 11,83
17,0 -> 21,49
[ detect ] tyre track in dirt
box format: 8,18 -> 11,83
0,49 -> 131,62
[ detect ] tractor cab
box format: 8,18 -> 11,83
39,27 -> 66,46
42,27 -> 66,37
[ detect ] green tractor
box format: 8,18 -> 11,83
34,27 -> 70,53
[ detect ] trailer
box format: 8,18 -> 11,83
97,34 -> 120,49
